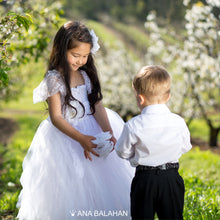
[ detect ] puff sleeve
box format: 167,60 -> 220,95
33,70 -> 66,104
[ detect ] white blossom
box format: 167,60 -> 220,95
143,2 -> 220,120
206,0 -> 220,7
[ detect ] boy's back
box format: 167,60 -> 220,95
117,104 -> 191,167
115,65 -> 192,220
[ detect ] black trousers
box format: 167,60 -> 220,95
130,168 -> 185,220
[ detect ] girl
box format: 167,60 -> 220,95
16,21 -> 134,220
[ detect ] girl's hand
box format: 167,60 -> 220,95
110,133 -> 117,152
84,150 -> 95,161
79,135 -> 99,161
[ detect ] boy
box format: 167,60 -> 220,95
115,65 -> 192,220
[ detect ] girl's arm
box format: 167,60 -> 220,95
93,101 -> 117,145
47,92 -> 99,161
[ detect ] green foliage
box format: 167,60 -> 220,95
180,147 -> 220,184
0,59 -> 10,87
0,0 -> 64,102
6,12 -> 33,31
0,114 -> 43,187
0,114 -> 43,218
64,0 -> 186,22
188,118 -> 209,142
183,176 -> 220,219
0,59 -> 47,111
180,148 -> 220,219
0,12 -> 33,88
0,191 -> 19,217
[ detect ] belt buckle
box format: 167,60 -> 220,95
161,164 -> 166,170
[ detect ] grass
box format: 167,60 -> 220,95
180,147 -> 220,184
188,117 -> 220,145
0,59 -> 48,218
180,148 -> 220,219
0,114 -> 44,218
0,59 -> 47,112
1,124 -> 220,219
111,21 -> 180,55
188,118 -> 209,142
86,20 -> 121,49
112,21 -> 150,54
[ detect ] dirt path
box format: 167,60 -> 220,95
0,117 -> 18,179
191,138 -> 220,154
0,117 -> 18,146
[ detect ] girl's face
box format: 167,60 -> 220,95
67,42 -> 91,72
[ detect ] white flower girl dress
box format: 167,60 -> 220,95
16,69 -> 134,220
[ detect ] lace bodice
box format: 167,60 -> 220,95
33,69 -> 92,121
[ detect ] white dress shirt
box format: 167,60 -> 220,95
115,104 -> 192,167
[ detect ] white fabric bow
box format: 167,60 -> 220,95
92,131 -> 114,158
90,29 -> 100,54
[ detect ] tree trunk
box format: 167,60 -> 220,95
209,125 -> 220,147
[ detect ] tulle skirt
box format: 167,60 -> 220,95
16,109 -> 134,220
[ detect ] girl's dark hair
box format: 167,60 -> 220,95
47,21 -> 102,116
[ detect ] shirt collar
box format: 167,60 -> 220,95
141,104 -> 170,115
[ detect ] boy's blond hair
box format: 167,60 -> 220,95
133,65 -> 171,103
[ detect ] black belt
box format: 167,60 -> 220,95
136,163 -> 179,172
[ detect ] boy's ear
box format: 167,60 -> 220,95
166,93 -> 171,102
138,94 -> 146,105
